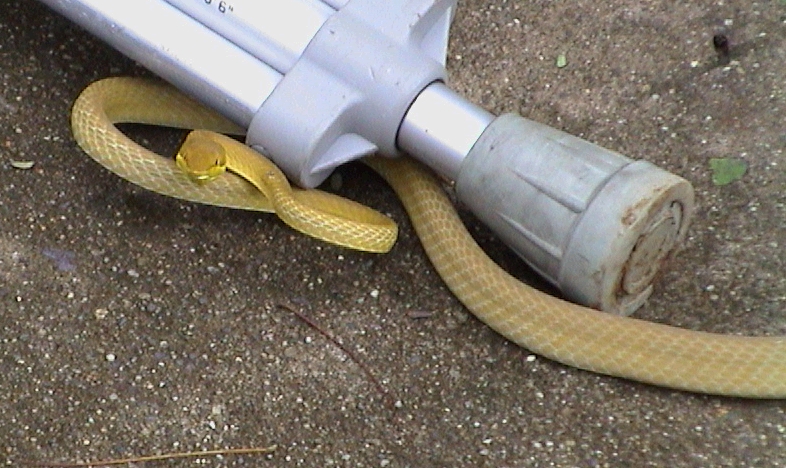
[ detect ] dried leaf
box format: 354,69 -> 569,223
10,160 -> 35,169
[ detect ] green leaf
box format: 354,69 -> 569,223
556,53 -> 567,68
709,158 -> 747,186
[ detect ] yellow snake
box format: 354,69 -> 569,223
71,77 -> 786,398
71,78 -> 397,253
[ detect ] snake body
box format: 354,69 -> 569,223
72,78 -> 786,398
71,78 -> 397,253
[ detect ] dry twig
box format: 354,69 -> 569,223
24,445 -> 277,467
277,302 -> 393,407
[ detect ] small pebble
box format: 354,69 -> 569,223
407,310 -> 433,319
713,34 -> 731,62
329,172 -> 343,191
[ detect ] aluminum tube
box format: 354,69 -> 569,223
164,0 -> 335,73
42,0 -> 492,184
398,82 -> 494,181
321,0 -> 349,9
39,0 -> 281,127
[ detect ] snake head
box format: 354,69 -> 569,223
175,130 -> 228,184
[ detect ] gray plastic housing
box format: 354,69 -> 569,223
38,0 -> 697,314
246,0 -> 453,188
457,114 -> 695,315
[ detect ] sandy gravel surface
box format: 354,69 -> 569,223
1,1 -> 785,466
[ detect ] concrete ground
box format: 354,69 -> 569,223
1,0 -> 785,466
